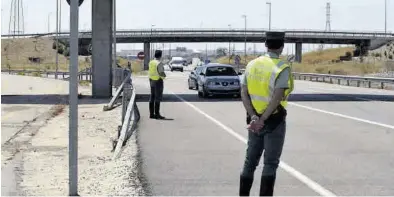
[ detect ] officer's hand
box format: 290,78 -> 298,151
248,120 -> 264,133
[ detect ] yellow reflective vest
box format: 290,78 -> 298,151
245,55 -> 294,114
148,59 -> 164,80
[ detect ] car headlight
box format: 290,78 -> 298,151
233,81 -> 240,85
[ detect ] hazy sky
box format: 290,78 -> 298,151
1,0 -> 393,52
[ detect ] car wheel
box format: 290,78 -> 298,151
171,69 -> 173,72
201,86 -> 208,98
193,80 -> 198,90
198,91 -> 203,97
188,79 -> 193,90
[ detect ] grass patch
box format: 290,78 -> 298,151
78,80 -> 91,86
2,37 -> 91,71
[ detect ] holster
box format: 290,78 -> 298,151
246,105 -> 287,135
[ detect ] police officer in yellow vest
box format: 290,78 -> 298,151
239,32 -> 294,196
148,50 -> 166,119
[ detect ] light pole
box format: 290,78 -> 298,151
385,0 -> 387,34
242,15 -> 247,66
266,2 -> 272,30
113,0 -> 117,68
47,12 -> 52,33
228,24 -> 231,64
55,0 -> 59,79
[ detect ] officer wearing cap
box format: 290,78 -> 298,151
148,50 -> 166,119
238,32 -> 294,196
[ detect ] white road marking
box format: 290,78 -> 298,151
168,90 -> 337,197
289,102 -> 394,130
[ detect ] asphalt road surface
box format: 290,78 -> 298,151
133,70 -> 394,196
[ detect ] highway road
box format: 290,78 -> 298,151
132,70 -> 394,196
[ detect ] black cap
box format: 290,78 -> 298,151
266,31 -> 285,41
154,50 -> 162,58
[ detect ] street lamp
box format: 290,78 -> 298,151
151,24 -> 155,59
242,15 -> 247,66
266,2 -> 272,30
228,24 -> 231,64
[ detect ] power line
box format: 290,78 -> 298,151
8,0 -> 25,37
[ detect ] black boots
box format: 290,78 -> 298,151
239,175 -> 275,196
149,102 -> 155,119
239,176 -> 253,196
149,101 -> 165,119
154,102 -> 165,119
259,175 -> 276,196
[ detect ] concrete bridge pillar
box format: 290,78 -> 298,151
295,42 -> 302,63
91,0 -> 113,98
144,42 -> 151,70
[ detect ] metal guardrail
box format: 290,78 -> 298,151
110,74 -> 140,160
1,68 -> 92,81
293,72 -> 394,89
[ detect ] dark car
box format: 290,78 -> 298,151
195,63 -> 242,98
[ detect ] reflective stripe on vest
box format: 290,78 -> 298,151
246,56 -> 294,114
148,60 -> 160,80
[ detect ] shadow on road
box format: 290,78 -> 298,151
1,94 -> 110,105
135,93 -> 394,103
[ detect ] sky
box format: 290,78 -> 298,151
1,0 -> 393,53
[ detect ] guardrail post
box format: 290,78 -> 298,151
368,81 -> 371,88
347,80 -> 350,86
63,72 -> 65,79
357,81 -> 360,87
330,78 -> 332,84
337,79 -> 340,84
381,82 -> 384,89
121,76 -> 132,123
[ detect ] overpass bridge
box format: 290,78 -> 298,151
4,28 -> 394,63
2,28 -> 394,98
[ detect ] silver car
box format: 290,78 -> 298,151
196,63 -> 242,98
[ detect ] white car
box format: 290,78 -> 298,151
169,60 -> 184,72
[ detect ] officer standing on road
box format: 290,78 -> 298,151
148,50 -> 166,119
239,32 -> 294,196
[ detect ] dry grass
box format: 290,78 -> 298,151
2,37 -> 90,71
215,47 -> 386,75
302,47 -> 355,64
292,62 -> 382,75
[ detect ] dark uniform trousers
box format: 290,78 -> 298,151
240,105 -> 287,196
149,78 -> 164,117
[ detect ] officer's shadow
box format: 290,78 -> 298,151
155,117 -> 174,121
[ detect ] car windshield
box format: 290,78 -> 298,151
205,66 -> 237,76
171,60 -> 184,64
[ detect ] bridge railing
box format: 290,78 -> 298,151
293,72 -> 394,89
3,29 -> 394,39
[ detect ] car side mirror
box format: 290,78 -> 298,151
238,72 -> 242,75
199,72 -> 205,76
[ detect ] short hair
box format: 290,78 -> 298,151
265,39 -> 284,50
154,50 -> 162,59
